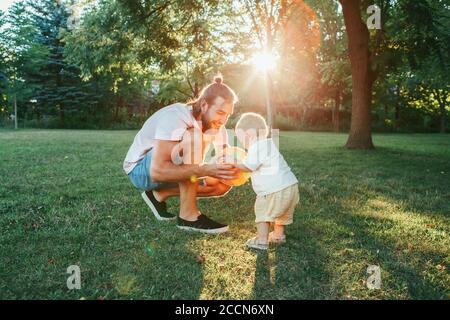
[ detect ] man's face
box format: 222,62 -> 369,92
200,96 -> 234,134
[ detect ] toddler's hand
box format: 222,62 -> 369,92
216,154 -> 228,164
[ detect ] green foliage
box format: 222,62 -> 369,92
0,0 -> 448,131
0,1 -> 47,120
313,0 -> 351,109
377,0 -> 450,132
0,10 -> 7,114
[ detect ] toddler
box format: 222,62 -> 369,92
232,112 -> 299,250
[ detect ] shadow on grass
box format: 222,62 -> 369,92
253,221 -> 334,299
362,146 -> 450,217
105,193 -> 205,300
251,201 -> 447,299
322,210 -> 448,299
252,144 -> 449,299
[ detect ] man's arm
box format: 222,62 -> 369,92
150,139 -> 237,182
212,125 -> 229,158
216,151 -> 253,173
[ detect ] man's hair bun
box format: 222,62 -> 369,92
213,74 -> 223,85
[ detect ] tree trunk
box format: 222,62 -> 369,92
394,105 -> 400,120
301,106 -> 308,128
436,91 -> 446,134
333,91 -> 341,132
268,74 -> 276,129
263,73 -> 274,130
340,0 -> 374,149
57,67 -> 64,126
440,109 -> 446,134
14,92 -> 18,130
194,83 -> 199,97
115,95 -> 123,121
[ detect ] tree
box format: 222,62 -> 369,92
237,0 -> 321,128
117,0 -> 240,98
0,10 -> 7,120
339,0 -> 375,148
0,2 -> 49,129
26,0 -> 80,124
314,1 -> 351,132
389,0 -> 449,133
15,0 -> 122,127
65,0 -> 242,117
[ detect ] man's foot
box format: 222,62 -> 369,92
177,214 -> 229,234
246,237 -> 269,250
141,191 -> 176,221
268,232 -> 286,244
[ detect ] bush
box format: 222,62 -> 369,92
275,113 -> 302,131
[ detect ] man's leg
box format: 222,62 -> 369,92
142,128 -> 230,232
177,127 -> 210,221
152,127 -> 231,207
139,128 -> 231,221
167,128 -> 229,233
153,127 -> 231,204
153,178 -> 231,202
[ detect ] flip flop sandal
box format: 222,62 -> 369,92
268,232 -> 286,244
246,237 -> 269,250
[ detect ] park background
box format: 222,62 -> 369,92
0,0 -> 449,300
0,0 -> 448,135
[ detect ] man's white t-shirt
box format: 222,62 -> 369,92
242,138 -> 298,196
123,103 -> 227,174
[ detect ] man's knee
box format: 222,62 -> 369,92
216,182 -> 232,196
203,177 -> 231,196
181,127 -> 203,164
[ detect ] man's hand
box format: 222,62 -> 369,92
217,157 -> 253,173
200,163 -> 239,180
216,153 -> 227,164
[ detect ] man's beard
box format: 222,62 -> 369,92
201,114 -> 220,133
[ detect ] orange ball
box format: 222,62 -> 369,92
217,147 -> 250,187
221,170 -> 251,187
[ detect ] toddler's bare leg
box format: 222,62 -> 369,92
273,224 -> 285,238
256,222 -> 270,243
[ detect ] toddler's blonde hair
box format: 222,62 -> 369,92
235,112 -> 269,139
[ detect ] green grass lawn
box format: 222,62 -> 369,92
0,129 -> 449,300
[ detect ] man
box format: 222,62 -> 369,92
123,75 -> 238,234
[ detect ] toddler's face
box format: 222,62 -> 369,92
235,129 -> 256,150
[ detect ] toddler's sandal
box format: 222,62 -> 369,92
246,237 -> 269,250
268,232 -> 286,244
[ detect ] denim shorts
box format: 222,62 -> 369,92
127,148 -> 179,191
